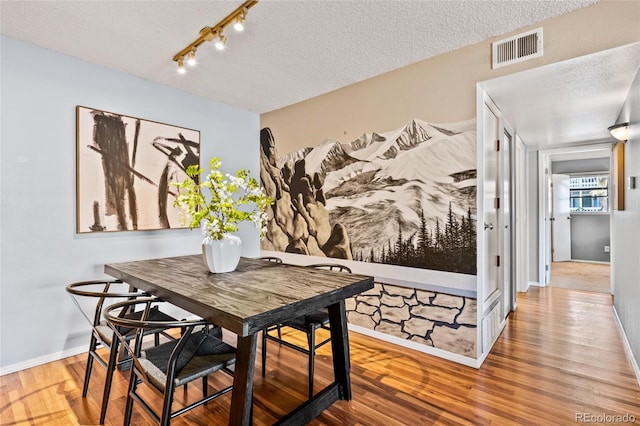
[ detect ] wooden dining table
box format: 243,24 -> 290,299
105,254 -> 374,426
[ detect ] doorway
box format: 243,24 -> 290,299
540,146 -> 612,294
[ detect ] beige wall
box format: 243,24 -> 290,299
261,0 -> 640,153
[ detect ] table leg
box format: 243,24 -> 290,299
229,334 -> 257,426
327,299 -> 351,400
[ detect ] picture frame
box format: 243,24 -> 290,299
76,105 -> 200,233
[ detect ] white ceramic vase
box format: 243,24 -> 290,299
201,234 -> 242,273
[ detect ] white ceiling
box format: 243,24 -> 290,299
0,0 -> 597,114
480,42 -> 640,149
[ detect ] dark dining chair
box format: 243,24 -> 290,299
104,297 -> 236,426
65,280 -> 179,424
261,263 -> 352,398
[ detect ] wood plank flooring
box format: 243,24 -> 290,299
1,286 -> 639,425
550,261 -> 610,293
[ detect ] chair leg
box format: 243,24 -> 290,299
99,338 -> 120,424
117,341 -> 131,372
250,393 -> 254,423
123,369 -> 137,426
82,334 -> 98,397
161,379 -> 175,426
202,376 -> 208,398
261,329 -> 267,377
277,324 -> 282,339
155,332 -> 160,346
307,329 -> 315,399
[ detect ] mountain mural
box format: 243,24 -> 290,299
260,118 -> 477,275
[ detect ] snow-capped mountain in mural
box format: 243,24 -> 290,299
260,118 -> 477,275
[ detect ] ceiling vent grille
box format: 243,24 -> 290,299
492,28 -> 543,69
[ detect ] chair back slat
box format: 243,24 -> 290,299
66,280 -> 144,327
306,263 -> 352,273
257,256 -> 283,263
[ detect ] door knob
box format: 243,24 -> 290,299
484,222 -> 494,230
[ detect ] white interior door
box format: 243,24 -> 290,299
501,128 -> 513,317
543,156 -> 552,284
514,135 -> 528,295
483,102 -> 500,306
552,174 -> 571,261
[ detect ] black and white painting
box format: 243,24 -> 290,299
76,106 -> 200,233
260,118 -> 477,275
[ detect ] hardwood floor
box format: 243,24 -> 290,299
1,286 -> 639,425
550,261 -> 611,293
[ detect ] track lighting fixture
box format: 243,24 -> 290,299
172,0 -> 258,74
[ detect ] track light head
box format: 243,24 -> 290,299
187,50 -> 197,67
215,34 -> 227,50
177,58 -> 186,74
234,8 -> 247,31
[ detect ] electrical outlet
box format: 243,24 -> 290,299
604,245 -> 610,253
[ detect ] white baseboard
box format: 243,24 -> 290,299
0,315 -> 203,377
347,324 -> 480,368
528,281 -> 542,287
612,306 -> 640,388
0,345 -> 87,376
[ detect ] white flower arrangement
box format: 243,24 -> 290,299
173,157 -> 272,241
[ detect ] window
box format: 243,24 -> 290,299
569,175 -> 609,212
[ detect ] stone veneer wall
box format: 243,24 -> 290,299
346,283 -> 477,358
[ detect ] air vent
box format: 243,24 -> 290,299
492,28 -> 543,69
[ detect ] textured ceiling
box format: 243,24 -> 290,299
480,42 -> 640,149
0,0 -> 597,114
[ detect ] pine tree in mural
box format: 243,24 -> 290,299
357,203 -> 476,275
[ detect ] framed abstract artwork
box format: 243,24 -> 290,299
76,106 -> 200,233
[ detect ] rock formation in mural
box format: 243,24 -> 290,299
260,118 -> 477,275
